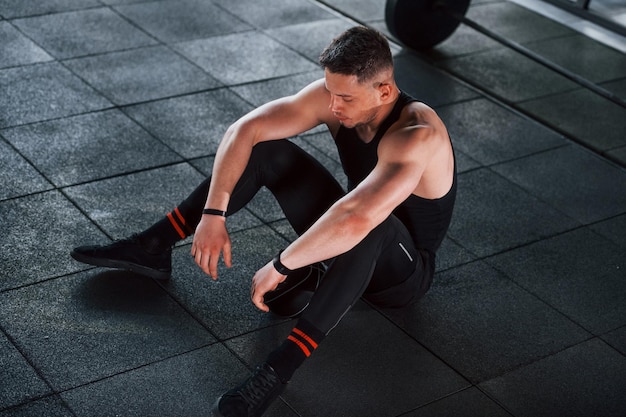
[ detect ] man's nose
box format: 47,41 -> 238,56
329,96 -> 341,112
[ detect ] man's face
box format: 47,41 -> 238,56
324,69 -> 381,129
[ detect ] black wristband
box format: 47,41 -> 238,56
202,208 -> 226,217
272,250 -> 293,275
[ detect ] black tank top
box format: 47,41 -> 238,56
334,91 -> 457,254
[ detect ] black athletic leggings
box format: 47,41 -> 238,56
179,140 -> 432,334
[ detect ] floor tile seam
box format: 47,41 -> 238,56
0,96 -> 116,131
0,393 -> 76,416
56,50 -> 227,108
481,87 -> 626,165
425,40 -> 511,63
311,0 -> 370,27
478,223 -> 626,337
436,24 -> 625,68
171,218 -> 290,251
258,21 -> 344,68
1,19 -> 57,68
370,302 -> 474,386
55,41 -> 174,63
0,268 -> 93,295
0,137 -> 57,203
437,54 -> 591,102
519,27 -> 625,51
476,333 -> 616,383
9,3 -> 161,59
462,163 -> 588,229
597,323 -> 626,344
0,58 -> 55,72
513,80 -> 624,108
106,2 -> 174,48
494,38 -> 626,107
262,219 -> 299,244
380,42 -> 626,169
413,36 -> 626,134
505,104 -> 626,167
479,141 -> 571,170
209,319 -> 294,346
54,159 -> 207,190
393,385 -> 517,417
7,6 -> 165,63
599,74 -> 626,88
599,324 -> 626,347
43,342 -> 221,403
2,4 -> 105,21
410,44 -> 626,167
6,159 -> 208,229
0,321 -> 62,410
151,265 -> 290,345
440,223 -> 596,305
0,140 -> 196,207
481,250 -> 600,334
493,162 -> 595,222
444,245 -> 597,329
222,69 -> 326,108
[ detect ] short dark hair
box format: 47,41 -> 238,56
319,26 -> 393,84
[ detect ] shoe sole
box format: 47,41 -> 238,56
70,250 -> 171,280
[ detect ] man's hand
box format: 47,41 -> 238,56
251,261 -> 287,312
191,215 -> 232,279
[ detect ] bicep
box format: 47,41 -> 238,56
243,80 -> 331,144
348,160 -> 422,222
342,129 -> 432,224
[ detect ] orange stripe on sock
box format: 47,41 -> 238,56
173,207 -> 186,225
288,335 -> 311,357
292,328 -> 318,349
167,212 -> 187,239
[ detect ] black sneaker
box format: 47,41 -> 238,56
70,235 -> 171,280
213,363 -> 287,417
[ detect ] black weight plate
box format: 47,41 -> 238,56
386,0 -> 471,50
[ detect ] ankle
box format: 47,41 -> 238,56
135,233 -> 170,255
266,319 -> 325,382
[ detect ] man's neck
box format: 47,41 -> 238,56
355,89 -> 401,143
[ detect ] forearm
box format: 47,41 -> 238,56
205,123 -> 255,211
279,199 -> 377,270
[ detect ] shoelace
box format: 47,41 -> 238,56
237,366 -> 280,407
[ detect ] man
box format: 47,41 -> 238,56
71,26 -> 456,417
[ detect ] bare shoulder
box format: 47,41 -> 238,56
243,78 -> 334,142
293,78 -> 338,125
380,100 -> 454,198
382,101 -> 449,157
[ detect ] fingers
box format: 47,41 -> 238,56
190,218 -> 231,279
222,241 -> 232,268
190,244 -> 226,280
251,289 -> 270,313
208,250 -> 219,280
250,271 -> 268,312
250,264 -> 286,313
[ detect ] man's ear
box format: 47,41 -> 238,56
378,82 -> 393,101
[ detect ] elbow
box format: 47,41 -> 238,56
224,117 -> 260,146
335,203 -> 379,239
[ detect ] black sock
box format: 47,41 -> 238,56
265,319 -> 325,382
137,177 -> 211,253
